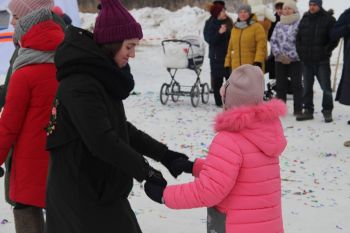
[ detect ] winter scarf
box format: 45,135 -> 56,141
57,58 -> 135,101
280,13 -> 300,25
13,48 -> 55,71
235,19 -> 257,29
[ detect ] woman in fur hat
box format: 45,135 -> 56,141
270,0 -> 303,117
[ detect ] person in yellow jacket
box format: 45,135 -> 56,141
224,4 -> 267,71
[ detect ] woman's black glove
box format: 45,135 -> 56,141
144,181 -> 165,204
160,150 -> 189,178
253,62 -> 262,68
145,165 -> 167,187
170,158 -> 194,174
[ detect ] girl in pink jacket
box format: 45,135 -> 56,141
144,64 -> 287,233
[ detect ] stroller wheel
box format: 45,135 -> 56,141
171,82 -> 180,102
190,85 -> 200,107
201,83 -> 210,104
160,83 -> 170,105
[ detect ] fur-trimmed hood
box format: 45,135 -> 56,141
214,99 -> 287,157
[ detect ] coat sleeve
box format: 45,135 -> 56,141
296,20 -> 303,59
127,122 -> 168,162
224,30 -> 234,68
163,132 -> 242,209
254,24 -> 267,63
60,80 -> 148,182
325,16 -> 339,54
203,19 -> 211,44
330,11 -> 350,41
0,70 -> 30,165
270,24 -> 281,58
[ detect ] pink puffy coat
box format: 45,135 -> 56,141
163,99 -> 287,233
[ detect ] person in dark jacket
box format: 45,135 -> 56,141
266,1 -> 283,80
45,1 -> 189,233
268,1 -> 284,41
203,0 -> 226,93
330,8 -> 350,146
296,0 -> 338,122
52,5 -> 72,25
205,2 -> 233,106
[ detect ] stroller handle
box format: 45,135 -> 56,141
161,39 -> 200,58
161,39 -> 192,47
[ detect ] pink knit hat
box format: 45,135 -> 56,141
221,64 -> 264,110
8,0 -> 54,18
93,0 -> 143,44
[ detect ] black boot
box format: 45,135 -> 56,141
296,109 -> 314,121
322,110 -> 333,123
13,206 -> 44,233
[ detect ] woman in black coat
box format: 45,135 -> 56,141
205,2 -> 233,107
45,1 -> 191,232
330,8 -> 350,146
331,8 -> 350,106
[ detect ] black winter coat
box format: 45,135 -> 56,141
331,8 -> 350,105
296,9 -> 338,65
46,26 -> 168,233
204,17 -> 233,70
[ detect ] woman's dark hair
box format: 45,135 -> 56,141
99,42 -> 123,58
275,3 -> 284,9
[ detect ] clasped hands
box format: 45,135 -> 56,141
144,150 -> 193,204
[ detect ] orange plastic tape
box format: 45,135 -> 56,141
0,32 -> 13,43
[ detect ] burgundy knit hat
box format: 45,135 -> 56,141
93,0 -> 143,44
210,3 -> 224,18
8,0 -> 54,18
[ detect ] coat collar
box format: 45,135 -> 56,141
214,99 -> 287,132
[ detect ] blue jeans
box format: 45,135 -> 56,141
302,62 -> 333,112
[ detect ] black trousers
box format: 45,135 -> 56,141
211,68 -> 230,106
302,62 -> 333,112
275,61 -> 303,112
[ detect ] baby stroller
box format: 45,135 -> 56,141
160,36 -> 210,107
264,78 -> 276,101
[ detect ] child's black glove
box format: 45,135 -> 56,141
144,181 -> 165,204
161,150 -> 189,178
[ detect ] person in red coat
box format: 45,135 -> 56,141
0,8 -> 64,233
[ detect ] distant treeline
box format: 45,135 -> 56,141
77,0 -> 274,13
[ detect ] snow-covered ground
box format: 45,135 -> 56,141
1,2 -> 350,233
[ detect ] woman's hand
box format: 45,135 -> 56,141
219,24 -> 227,34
